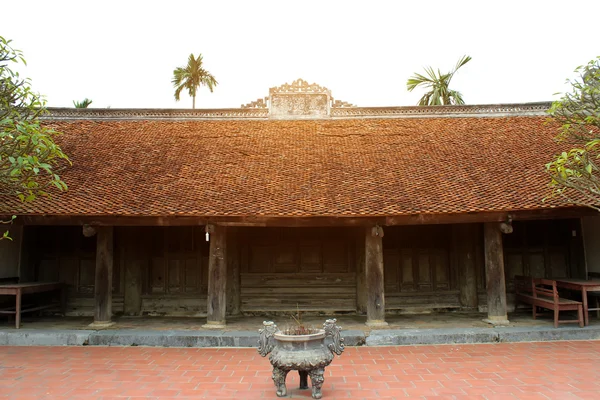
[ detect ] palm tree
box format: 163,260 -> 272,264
172,53 -> 218,109
73,98 -> 93,108
406,55 -> 472,106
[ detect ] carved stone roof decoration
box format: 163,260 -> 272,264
241,78 -> 356,119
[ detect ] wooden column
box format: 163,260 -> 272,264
203,224 -> 227,328
483,222 -> 509,325
453,224 -> 479,309
365,226 -> 388,327
91,226 -> 115,327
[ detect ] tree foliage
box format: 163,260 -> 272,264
0,36 -> 69,205
546,57 -> 600,210
73,98 -> 93,108
172,53 -> 217,109
407,55 -> 471,106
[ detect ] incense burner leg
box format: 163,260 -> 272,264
299,370 -> 309,389
309,367 -> 325,399
272,367 -> 289,397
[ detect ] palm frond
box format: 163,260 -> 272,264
448,90 -> 465,105
452,55 -> 472,75
172,53 -> 218,107
406,55 -> 472,106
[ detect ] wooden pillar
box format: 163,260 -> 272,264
90,226 -> 115,327
453,224 -> 479,309
483,222 -> 509,325
365,226 -> 388,327
203,224 -> 227,328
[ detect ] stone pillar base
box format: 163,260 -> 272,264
202,321 -> 226,329
483,316 -> 509,326
365,320 -> 389,328
88,321 -> 116,329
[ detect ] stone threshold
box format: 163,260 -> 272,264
1,326 -> 599,347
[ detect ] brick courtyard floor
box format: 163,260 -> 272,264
1,341 -> 599,399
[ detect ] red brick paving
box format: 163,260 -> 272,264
0,341 -> 599,399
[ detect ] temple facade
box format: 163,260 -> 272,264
0,79 -> 597,327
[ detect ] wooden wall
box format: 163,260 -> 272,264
22,226 -> 209,316
238,227 -> 357,313
19,218 -> 584,317
383,225 -> 461,310
502,219 -> 585,303
119,226 -> 209,316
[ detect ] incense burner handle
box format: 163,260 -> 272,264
323,318 -> 345,356
258,321 -> 278,357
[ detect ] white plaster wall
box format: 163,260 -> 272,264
582,216 -> 600,273
0,225 -> 23,279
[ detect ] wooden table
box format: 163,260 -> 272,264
555,279 -> 600,326
0,282 -> 66,329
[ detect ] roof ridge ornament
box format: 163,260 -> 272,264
269,78 -> 330,95
241,79 -> 356,118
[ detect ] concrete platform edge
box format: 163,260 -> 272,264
1,326 -> 600,347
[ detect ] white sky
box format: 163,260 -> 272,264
3,0 -> 599,109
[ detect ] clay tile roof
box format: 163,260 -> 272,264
0,113 -> 572,219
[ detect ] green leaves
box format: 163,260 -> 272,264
1,35 -> 70,205
73,98 -> 93,108
172,53 -> 218,109
546,56 -> 600,209
406,55 -> 471,106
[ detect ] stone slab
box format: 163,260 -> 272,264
366,328 -> 497,346
0,329 -> 92,346
2,325 -> 600,348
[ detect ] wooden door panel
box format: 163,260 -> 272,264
399,249 -> 415,291
323,243 -> 347,273
384,227 -> 452,294
300,245 -> 321,272
417,251 -> 432,291
150,257 -> 165,293
548,250 -> 568,278
184,258 -> 200,292
434,252 -> 450,290
528,253 -> 545,278
383,249 -> 399,292
78,258 -> 96,294
273,245 -> 297,273
245,229 -> 352,275
168,259 -> 181,293
249,246 -> 271,273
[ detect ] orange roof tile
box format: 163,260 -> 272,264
0,115 -> 572,218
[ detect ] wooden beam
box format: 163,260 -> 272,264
483,222 -> 509,325
365,226 -> 387,327
90,226 -> 115,327
453,224 -> 480,309
11,206 -> 595,228
204,225 -> 227,328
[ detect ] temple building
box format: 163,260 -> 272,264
1,79 -> 598,328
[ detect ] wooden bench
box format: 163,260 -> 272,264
0,282 -> 65,329
515,276 -> 583,328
